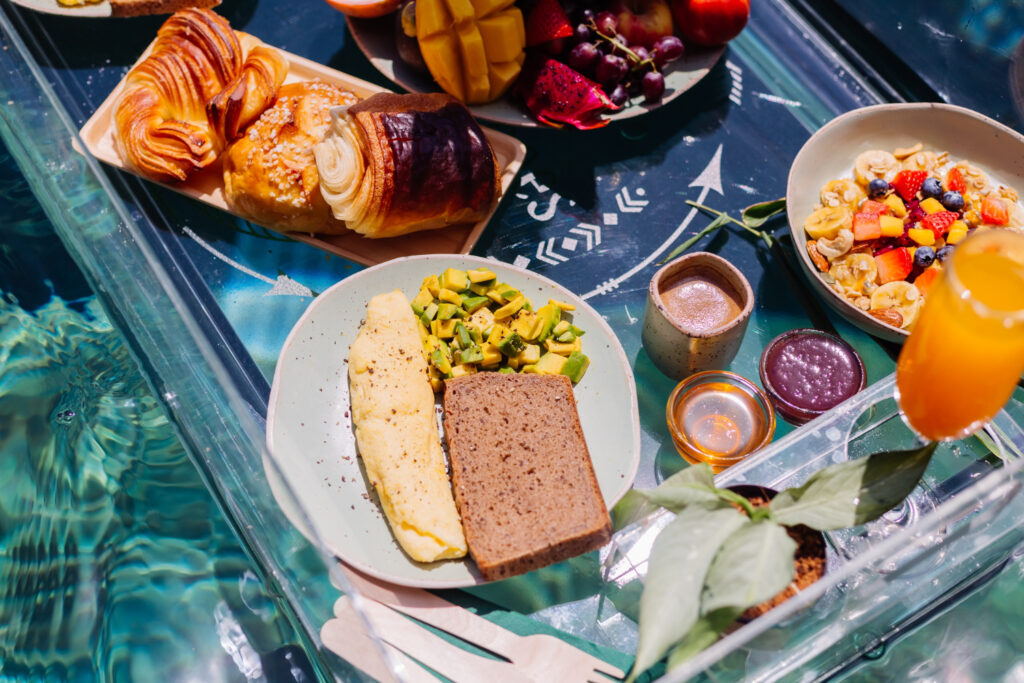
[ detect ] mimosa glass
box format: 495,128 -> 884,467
897,229 -> 1024,442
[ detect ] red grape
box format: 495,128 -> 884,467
568,42 -> 600,73
651,35 -> 684,68
641,70 -> 665,102
594,11 -> 618,35
595,54 -> 629,86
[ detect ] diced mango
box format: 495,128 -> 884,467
486,323 -> 511,345
920,197 -> 946,214
548,299 -> 576,311
510,310 -> 538,339
411,287 -> 434,309
492,294 -> 525,320
518,343 -> 541,365
884,193 -> 907,217
466,268 -> 496,283
946,225 -> 969,244
879,215 -> 905,237
908,227 -> 936,246
450,362 -> 477,378
480,343 -> 502,367
534,352 -> 567,375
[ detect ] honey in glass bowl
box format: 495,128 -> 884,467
666,370 -> 775,472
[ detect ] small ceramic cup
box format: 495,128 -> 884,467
641,252 -> 754,380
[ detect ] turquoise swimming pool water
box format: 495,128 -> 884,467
0,140 -> 312,681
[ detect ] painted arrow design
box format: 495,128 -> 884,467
569,223 -> 602,250
182,226 -> 314,297
616,187 -> 649,213
536,237 -> 570,265
581,144 -> 724,300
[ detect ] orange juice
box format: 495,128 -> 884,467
897,230 -> 1024,441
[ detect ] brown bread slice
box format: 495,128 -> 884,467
442,373 -> 611,581
110,0 -> 221,17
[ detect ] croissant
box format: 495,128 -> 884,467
113,9 -> 286,183
314,92 -> 500,238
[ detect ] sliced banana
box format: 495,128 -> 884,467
900,150 -> 939,174
804,205 -> 852,240
829,253 -> 878,296
854,150 -> 899,187
819,179 -> 866,211
954,161 -> 990,193
870,281 -> 922,329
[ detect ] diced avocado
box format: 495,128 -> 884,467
417,323 -> 430,344
467,268 -> 497,284
429,376 -> 444,392
469,282 -> 491,296
505,355 -> 519,370
519,343 -> 541,365
457,346 -> 485,364
570,324 -> 586,337
436,302 -> 459,320
556,330 -> 576,343
411,288 -> 434,310
469,326 -> 482,344
434,318 -> 459,339
510,310 -> 538,340
438,288 -> 462,305
486,290 -> 506,305
561,351 -> 590,383
531,304 -> 560,343
421,275 -> 441,297
549,298 -> 575,311
522,300 -> 532,312
455,321 -> 472,349
450,362 -> 477,378
497,366 -> 515,374
492,294 -> 526,320
411,303 -> 424,317
552,320 -> 571,336
497,331 -> 527,357
520,363 -> 538,374
461,295 -> 490,313
545,337 -> 582,355
430,349 -> 453,375
420,302 -> 439,327
480,343 -> 502,366
535,352 -> 567,375
440,268 -> 469,293
487,323 -> 511,345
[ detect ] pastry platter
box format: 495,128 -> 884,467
346,14 -> 726,128
264,254 -> 642,589
77,45 -> 526,266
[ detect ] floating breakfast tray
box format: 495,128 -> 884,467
77,47 -> 526,266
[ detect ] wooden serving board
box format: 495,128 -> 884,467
78,47 -> 526,266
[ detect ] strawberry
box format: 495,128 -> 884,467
852,212 -> 881,241
892,170 -> 928,201
921,211 -> 958,238
859,200 -> 890,216
875,247 -> 913,284
524,0 -> 573,47
913,266 -> 941,296
945,167 -> 966,194
981,196 -> 1010,225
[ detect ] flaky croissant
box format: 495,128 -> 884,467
113,9 -> 286,183
314,92 -> 500,238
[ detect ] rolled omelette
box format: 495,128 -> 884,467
348,290 -> 467,562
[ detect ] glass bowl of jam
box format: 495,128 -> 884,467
758,329 -> 867,425
666,370 -> 776,472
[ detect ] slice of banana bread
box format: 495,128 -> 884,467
442,372 -> 611,581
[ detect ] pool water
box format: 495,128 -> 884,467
0,141 -> 311,681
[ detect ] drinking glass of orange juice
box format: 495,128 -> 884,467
896,229 -> 1024,442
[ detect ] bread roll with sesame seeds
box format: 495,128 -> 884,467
222,81 -> 360,233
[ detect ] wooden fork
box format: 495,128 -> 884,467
340,566 -> 626,682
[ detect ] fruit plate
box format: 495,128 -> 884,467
7,0 -> 111,17
264,254 -> 642,588
77,43 -> 526,267
787,102 -> 1024,343
346,14 -> 725,128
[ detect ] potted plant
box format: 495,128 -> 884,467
612,441 -> 938,681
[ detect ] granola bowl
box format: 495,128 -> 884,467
787,103 -> 1024,342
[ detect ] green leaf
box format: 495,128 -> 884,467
629,506 -> 748,682
701,520 -> 797,614
770,442 -> 938,531
659,212 -> 731,264
665,607 -> 743,670
741,198 -> 787,228
612,464 -> 724,530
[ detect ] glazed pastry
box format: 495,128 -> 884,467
207,34 -> 290,143
113,9 -> 286,182
314,92 -> 500,238
222,81 -> 360,233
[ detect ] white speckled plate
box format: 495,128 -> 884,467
265,254 -> 640,588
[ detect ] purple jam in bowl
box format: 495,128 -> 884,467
758,329 -> 867,425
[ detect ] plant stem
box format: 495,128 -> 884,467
686,200 -> 775,248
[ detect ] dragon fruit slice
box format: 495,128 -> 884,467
516,56 -> 621,130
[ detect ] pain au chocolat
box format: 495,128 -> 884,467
314,92 -> 501,238
113,9 -> 286,183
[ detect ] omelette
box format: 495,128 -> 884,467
348,290 -> 467,562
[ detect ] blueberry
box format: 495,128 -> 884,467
941,190 -> 965,213
936,245 -> 955,261
921,177 -> 943,199
913,245 -> 936,268
868,178 -> 889,199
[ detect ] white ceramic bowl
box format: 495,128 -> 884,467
787,102 -> 1024,342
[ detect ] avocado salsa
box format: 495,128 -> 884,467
410,267 -> 591,392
